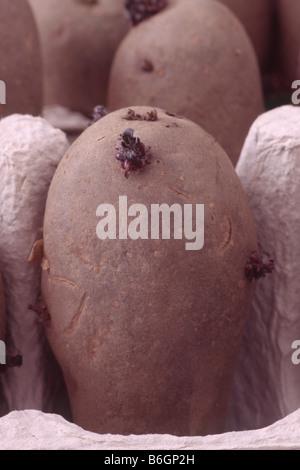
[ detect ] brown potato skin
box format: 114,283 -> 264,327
0,275 -> 5,342
217,0 -> 275,72
42,106 -> 257,436
277,0 -> 300,88
108,0 -> 264,167
0,0 -> 42,119
28,0 -> 130,115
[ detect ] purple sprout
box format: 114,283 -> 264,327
125,0 -> 168,25
122,109 -> 143,121
88,105 -> 109,126
122,108 -> 158,122
245,251 -> 275,281
145,109 -> 158,121
116,128 -> 152,178
28,303 -> 51,323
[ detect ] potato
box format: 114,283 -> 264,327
277,0 -> 300,88
108,0 -> 264,167
28,0 -> 130,115
0,275 -> 5,343
41,106 -> 257,436
0,0 -> 42,118
216,0 -> 275,72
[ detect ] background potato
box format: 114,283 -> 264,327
42,106 -> 257,436
108,0 -> 264,167
277,0 -> 300,88
217,0 -> 276,73
0,0 -> 42,118
29,0 -> 130,115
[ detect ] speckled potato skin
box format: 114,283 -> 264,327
277,0 -> 300,88
108,0 -> 264,167
41,106 -> 257,436
28,0 -> 130,115
0,275 -> 5,342
0,0 -> 42,119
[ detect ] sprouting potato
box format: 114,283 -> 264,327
108,0 -> 264,166
41,106 -> 258,436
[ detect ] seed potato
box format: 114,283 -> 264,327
41,106 -> 257,436
277,0 -> 300,88
28,0 -> 130,115
0,0 -> 42,118
217,0 -> 275,72
108,0 -> 264,166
